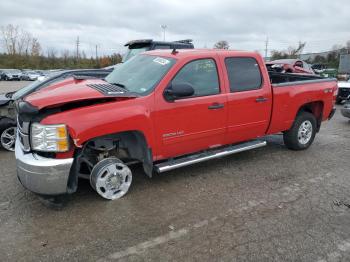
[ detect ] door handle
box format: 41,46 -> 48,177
208,102 -> 224,110
255,97 -> 268,103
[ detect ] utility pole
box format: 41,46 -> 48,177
264,36 -> 269,59
161,25 -> 167,41
76,36 -> 80,61
95,44 -> 98,60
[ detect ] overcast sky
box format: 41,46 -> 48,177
0,0 -> 349,57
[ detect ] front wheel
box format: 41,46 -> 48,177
90,158 -> 132,200
283,112 -> 317,150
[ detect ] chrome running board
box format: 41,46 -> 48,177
154,140 -> 267,173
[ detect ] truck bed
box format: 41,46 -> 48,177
267,72 -> 337,134
269,71 -> 325,85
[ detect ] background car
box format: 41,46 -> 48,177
266,59 -> 315,74
21,70 -> 42,81
341,101 -> 350,119
105,39 -> 194,70
337,80 -> 350,104
0,68 -> 112,151
123,39 -> 194,62
1,69 -> 23,80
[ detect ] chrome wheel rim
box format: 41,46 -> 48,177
1,127 -> 16,151
297,120 -> 312,145
92,160 -> 132,200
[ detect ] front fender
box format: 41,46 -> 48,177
40,99 -> 155,150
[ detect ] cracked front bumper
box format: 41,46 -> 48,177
15,138 -> 74,195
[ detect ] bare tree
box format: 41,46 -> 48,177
346,40 -> 350,50
18,30 -> 33,55
30,38 -> 41,56
1,24 -> 20,55
214,40 -> 229,49
271,42 -> 307,60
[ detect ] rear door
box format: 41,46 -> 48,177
153,56 -> 227,159
221,56 -> 272,144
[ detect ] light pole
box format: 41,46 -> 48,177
161,25 -> 167,41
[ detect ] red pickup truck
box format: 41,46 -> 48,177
15,49 -> 337,201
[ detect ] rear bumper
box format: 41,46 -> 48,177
328,107 -> 336,120
15,137 -> 74,195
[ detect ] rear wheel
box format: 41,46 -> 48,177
283,112 -> 317,150
90,158 -> 132,200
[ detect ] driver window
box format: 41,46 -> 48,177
172,59 -> 220,97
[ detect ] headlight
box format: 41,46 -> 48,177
31,123 -> 69,152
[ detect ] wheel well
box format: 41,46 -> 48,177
0,117 -> 16,132
297,101 -> 324,131
74,131 -> 153,180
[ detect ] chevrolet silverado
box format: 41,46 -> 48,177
15,49 -> 337,202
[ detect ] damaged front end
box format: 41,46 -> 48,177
14,83 -> 141,199
15,100 -> 76,196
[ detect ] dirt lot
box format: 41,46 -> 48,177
0,81 -> 350,261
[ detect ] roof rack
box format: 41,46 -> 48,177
173,39 -> 193,44
124,39 -> 153,46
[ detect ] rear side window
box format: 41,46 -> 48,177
172,59 -> 220,97
225,57 -> 262,92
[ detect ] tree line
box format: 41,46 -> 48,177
213,39 -> 350,68
270,41 -> 350,68
0,24 -> 122,69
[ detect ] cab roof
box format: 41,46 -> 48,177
144,49 -> 260,59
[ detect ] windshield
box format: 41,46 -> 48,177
12,77 -> 47,100
122,47 -> 150,62
105,54 -> 176,95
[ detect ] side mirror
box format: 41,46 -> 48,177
164,82 -> 194,101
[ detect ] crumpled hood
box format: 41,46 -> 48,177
24,78 -> 134,110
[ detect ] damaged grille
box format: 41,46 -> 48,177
87,83 -> 133,96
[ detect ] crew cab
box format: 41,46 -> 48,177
266,59 -> 315,74
15,49 -> 337,202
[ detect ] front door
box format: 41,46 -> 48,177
153,57 -> 227,160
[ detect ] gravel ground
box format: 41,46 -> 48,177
0,80 -> 350,261
0,80 -> 31,93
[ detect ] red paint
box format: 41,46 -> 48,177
25,49 -> 336,161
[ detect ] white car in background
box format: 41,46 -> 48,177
337,80 -> 350,104
1,69 -> 22,81
22,70 -> 42,81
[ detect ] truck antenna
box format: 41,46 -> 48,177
171,48 -> 178,55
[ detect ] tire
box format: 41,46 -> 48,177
0,118 -> 17,152
90,157 -> 132,200
283,111 -> 317,151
